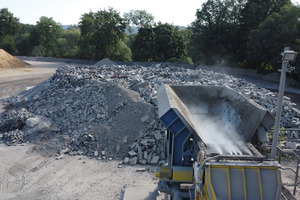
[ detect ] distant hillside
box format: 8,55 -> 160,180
62,25 -> 70,30
62,25 -> 186,33
125,25 -> 186,35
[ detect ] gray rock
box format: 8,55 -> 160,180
129,156 -> 137,165
136,167 -> 146,172
128,150 -> 137,157
144,151 -> 148,160
154,131 -> 162,140
137,145 -> 143,159
26,117 -> 39,128
122,135 -> 128,143
12,96 -> 28,107
140,139 -> 148,146
60,148 -> 69,154
123,157 -> 129,164
141,115 -> 150,123
130,142 -> 137,149
150,155 -> 160,164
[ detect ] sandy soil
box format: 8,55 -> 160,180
0,142 -> 158,200
0,64 -> 56,99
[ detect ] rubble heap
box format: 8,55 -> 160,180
1,63 -> 300,165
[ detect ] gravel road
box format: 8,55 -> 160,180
0,142 -> 157,200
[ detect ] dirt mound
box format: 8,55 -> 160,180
0,49 -> 30,69
0,65 -> 158,160
94,58 -> 116,66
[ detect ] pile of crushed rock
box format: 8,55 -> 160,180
0,49 -> 29,69
1,63 -> 300,165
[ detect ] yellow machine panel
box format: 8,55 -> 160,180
155,166 -> 171,180
172,166 -> 193,182
198,165 -> 281,200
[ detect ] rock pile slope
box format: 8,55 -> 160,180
0,49 -> 29,69
1,63 -> 300,165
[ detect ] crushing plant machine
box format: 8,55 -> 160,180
155,85 -> 282,200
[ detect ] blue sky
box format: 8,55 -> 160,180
2,0 -> 300,26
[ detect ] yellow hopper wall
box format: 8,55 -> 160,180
199,165 -> 281,200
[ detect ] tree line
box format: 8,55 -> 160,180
1,0 -> 300,79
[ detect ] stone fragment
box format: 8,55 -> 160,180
55,154 -> 64,160
123,157 -> 129,164
144,151 -> 148,160
122,135 -> 128,143
136,168 -> 146,172
150,155 -> 160,164
26,117 -> 39,128
129,156 -> 137,165
36,120 -> 51,133
130,142 -> 137,149
140,139 -> 148,146
128,150 -> 137,157
149,119 -> 156,126
138,160 -> 147,165
159,160 -> 166,165
154,131 -> 162,140
148,139 -> 155,143
141,115 -> 150,123
137,145 -> 143,159
60,148 -> 69,154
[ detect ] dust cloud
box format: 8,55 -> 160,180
188,104 -> 252,155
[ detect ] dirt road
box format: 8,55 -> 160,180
0,142 -> 158,200
0,64 -> 56,99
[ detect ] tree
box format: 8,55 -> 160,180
132,23 -> 187,62
239,0 -> 291,63
79,8 -> 127,60
34,16 -> 63,57
190,0 -> 246,65
58,25 -> 80,58
152,23 -> 187,61
247,4 -> 300,73
16,24 -> 37,56
180,27 -> 195,64
131,27 -> 155,61
0,8 -> 21,53
124,10 -> 154,34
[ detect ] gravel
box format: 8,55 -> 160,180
1,62 -> 300,164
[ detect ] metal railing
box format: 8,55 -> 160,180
278,147 -> 300,196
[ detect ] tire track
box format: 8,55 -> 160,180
21,156 -> 73,195
0,161 -> 9,195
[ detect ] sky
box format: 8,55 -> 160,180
2,0 -> 300,27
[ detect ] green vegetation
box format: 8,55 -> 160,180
132,23 -> 187,62
1,1 -> 300,81
0,8 -> 21,53
78,8 -> 127,60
